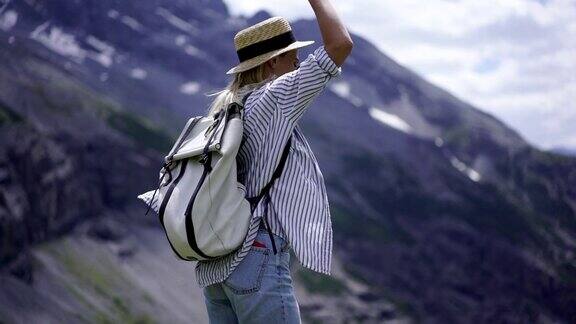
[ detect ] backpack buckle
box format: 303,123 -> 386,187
198,153 -> 213,172
204,112 -> 222,137
198,153 -> 209,165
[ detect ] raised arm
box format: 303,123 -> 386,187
261,1 -> 352,124
308,0 -> 354,66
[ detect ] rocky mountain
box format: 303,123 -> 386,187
1,0 -> 575,323
550,146 -> 576,157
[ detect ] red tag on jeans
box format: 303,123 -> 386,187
253,240 -> 267,248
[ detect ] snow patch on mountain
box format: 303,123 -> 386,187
180,82 -> 200,95
450,156 -> 482,182
435,137 -> 444,147
175,35 -> 187,46
226,16 -> 246,28
120,15 -> 143,32
379,86 -> 443,140
107,9 -> 120,19
204,8 -> 225,19
0,10 -> 17,31
184,45 -> 205,58
130,68 -> 147,80
30,23 -> 117,67
30,22 -> 86,62
174,34 -> 206,59
156,7 -> 198,35
369,107 -> 412,134
86,36 -> 115,67
86,35 -> 114,54
330,81 -> 363,107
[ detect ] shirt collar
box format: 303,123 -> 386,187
234,76 -> 275,103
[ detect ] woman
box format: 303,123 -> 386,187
197,0 -> 353,323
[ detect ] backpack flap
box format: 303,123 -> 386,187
169,111 -> 228,161
165,116 -> 200,159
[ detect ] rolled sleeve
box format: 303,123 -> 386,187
265,46 -> 342,124
314,46 -> 342,77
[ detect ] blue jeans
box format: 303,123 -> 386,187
203,227 -> 301,323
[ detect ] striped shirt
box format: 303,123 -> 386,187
195,45 -> 342,288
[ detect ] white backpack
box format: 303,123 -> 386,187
137,93 -> 291,261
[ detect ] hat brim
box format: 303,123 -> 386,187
226,40 -> 315,75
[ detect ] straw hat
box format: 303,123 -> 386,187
226,16 -> 314,75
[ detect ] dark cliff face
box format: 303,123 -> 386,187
1,0 -> 576,322
0,36 -> 169,280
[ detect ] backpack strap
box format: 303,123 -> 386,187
246,136 -> 292,210
242,91 -> 253,106
246,136 -> 292,255
237,90 -> 253,120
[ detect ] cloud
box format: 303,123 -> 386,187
223,0 -> 576,149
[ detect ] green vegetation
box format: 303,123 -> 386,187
296,268 -> 348,296
39,239 -> 155,323
111,296 -> 155,324
330,202 -> 415,246
328,150 -> 421,246
557,262 -> 576,286
301,313 -> 324,324
443,126 -> 472,149
437,166 -> 549,248
467,147 -> 575,251
87,94 -> 174,152
105,109 -> 173,152
0,104 -> 23,125
375,288 -> 420,323
91,297 -> 154,324
341,263 -> 419,322
521,149 -> 576,234
142,292 -> 155,306
340,262 -> 370,286
44,241 -> 112,293
22,58 -> 174,152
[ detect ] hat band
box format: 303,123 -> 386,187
236,31 -> 296,63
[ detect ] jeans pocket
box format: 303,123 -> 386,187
223,246 -> 270,295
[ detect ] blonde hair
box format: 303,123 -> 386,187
206,51 -> 291,117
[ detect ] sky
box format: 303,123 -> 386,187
223,0 -> 576,150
